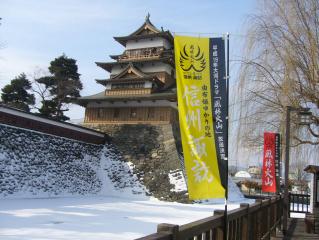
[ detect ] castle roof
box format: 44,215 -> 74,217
304,165 -> 319,174
95,56 -> 174,72
77,89 -> 177,107
109,54 -> 121,60
76,15 -> 176,108
114,32 -> 174,47
95,63 -> 164,87
113,15 -> 173,46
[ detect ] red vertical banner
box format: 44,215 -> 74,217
262,132 -> 277,193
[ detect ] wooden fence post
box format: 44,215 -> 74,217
278,195 -> 283,230
271,197 -> 278,237
214,210 -> 225,240
240,203 -> 249,240
157,223 -> 179,240
274,196 -> 278,235
288,192 -> 291,217
255,199 -> 263,239
262,198 -> 271,236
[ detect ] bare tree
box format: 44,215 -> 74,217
29,67 -> 51,111
237,0 -> 319,149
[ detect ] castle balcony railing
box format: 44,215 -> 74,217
118,47 -> 165,61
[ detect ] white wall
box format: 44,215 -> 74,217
144,81 -> 152,88
111,65 -> 123,75
105,84 -> 111,90
126,37 -> 172,50
140,62 -> 173,75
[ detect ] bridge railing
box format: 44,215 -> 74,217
135,195 -> 283,240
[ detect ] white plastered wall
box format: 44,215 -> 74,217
126,37 -> 172,50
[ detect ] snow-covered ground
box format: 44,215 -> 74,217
289,203 -> 308,219
0,175 -> 250,240
290,212 -> 306,218
0,172 -> 250,240
0,123 -> 253,239
0,195 -> 248,240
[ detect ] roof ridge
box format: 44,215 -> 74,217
129,14 -> 160,36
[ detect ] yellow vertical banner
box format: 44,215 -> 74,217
174,36 -> 225,199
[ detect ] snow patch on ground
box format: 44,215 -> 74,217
290,212 -> 305,218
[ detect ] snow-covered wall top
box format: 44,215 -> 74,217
0,124 -> 146,198
0,105 -> 107,144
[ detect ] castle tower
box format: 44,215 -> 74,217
77,16 -> 185,201
78,15 -> 177,124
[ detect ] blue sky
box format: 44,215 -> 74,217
0,0 -> 256,120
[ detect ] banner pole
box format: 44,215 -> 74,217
223,33 -> 230,240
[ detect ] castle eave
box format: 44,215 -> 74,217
76,91 -> 176,107
95,62 -> 113,72
96,57 -> 174,72
96,76 -> 164,87
109,54 -> 121,60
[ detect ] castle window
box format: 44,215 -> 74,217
113,108 -> 120,118
97,108 -> 104,118
147,108 -> 155,119
130,108 -> 137,118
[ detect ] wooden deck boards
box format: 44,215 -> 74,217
271,218 -> 319,240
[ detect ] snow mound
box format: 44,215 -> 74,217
98,146 -> 148,197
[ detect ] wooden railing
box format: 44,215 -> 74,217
289,193 -> 310,215
119,47 -> 164,61
135,195 -> 283,240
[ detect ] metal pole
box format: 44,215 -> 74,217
283,106 -> 291,235
225,33 -> 230,240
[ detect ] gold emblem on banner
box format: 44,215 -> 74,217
179,44 -> 206,80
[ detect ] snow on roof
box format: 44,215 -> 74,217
234,171 -> 252,178
0,104 -> 106,138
